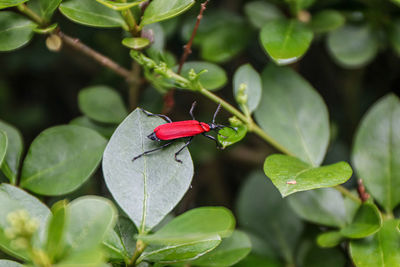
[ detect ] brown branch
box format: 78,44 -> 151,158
162,0 -> 209,113
357,179 -> 370,202
56,30 -> 132,81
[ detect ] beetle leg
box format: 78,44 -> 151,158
202,133 -> 224,150
132,141 -> 174,161
139,108 -> 172,123
189,101 -> 197,120
174,137 -> 194,163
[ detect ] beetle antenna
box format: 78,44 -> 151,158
212,103 -> 222,124
189,101 -> 197,120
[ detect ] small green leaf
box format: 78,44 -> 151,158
191,230 -> 251,266
233,254 -> 281,267
233,64 -> 262,114
288,188 -> 351,227
20,125 -> 107,196
0,184 -> 50,260
327,23 -> 378,68
341,203 -> 382,239
0,260 -> 23,267
316,231 -> 343,248
390,19 -> 400,56
264,154 -> 353,197
37,0 -> 62,20
310,10 -> 345,33
78,85 -> 128,124
45,200 -> 67,261
32,23 -> 57,34
254,65 -> 329,166
0,11 -> 36,52
115,216 -> 137,258
244,1 -> 283,29
260,19 -> 313,65
59,0 -> 127,28
103,228 -> 128,261
0,0 -> 28,9
138,207 -> 235,245
122,37 -> 150,50
64,196 -> 117,253
96,0 -> 145,10
139,236 -> 221,264
103,109 -> 194,233
0,120 -> 23,185
178,61 -> 227,91
352,94 -> 400,212
70,116 -> 116,139
0,131 -> 7,167
141,0 -> 195,26
350,219 -> 400,267
218,125 -> 247,149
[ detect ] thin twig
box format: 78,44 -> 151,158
357,179 -> 370,202
56,30 -> 132,81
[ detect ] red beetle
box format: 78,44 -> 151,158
132,101 -> 233,163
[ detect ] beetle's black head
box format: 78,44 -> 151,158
147,132 -> 160,141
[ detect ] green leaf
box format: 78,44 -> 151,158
45,200 -> 67,261
390,19 -> 400,56
218,125 -> 247,149
264,154 -> 352,197
0,260 -> 23,267
352,94 -> 400,212
191,230 -> 251,266
122,37 -> 150,50
70,116 -> 116,139
316,231 -> 343,248
141,0 -> 195,26
55,248 -> 105,266
236,171 -> 303,262
0,131 -> 7,167
327,23 -> 378,68
139,236 -> 221,264
178,61 -> 227,91
59,0 -> 127,28
350,219 -> 400,267
20,125 -> 107,196
103,228 -> 128,262
288,188 -> 350,227
115,216 -> 137,259
0,184 -> 50,260
302,243 -> 345,267
0,120 -> 23,185
78,85 -> 128,124
260,19 -> 313,65
96,0 -> 145,11
341,203 -> 382,239
64,196 -> 117,253
244,1 -> 283,29
103,108 -> 194,233
310,10 -> 345,34
254,65 -> 329,166
138,207 -> 235,244
0,0 -> 28,9
233,64 -> 262,114
0,11 -> 36,52
37,0 -> 62,20
233,254 -> 282,267
392,0 -> 400,6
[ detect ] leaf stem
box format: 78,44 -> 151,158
120,0 -> 139,35
334,185 -> 361,203
17,4 -> 46,25
129,240 -> 147,266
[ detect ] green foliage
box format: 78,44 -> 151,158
0,131 -> 7,167
0,121 -> 23,185
0,0 -> 27,9
178,61 -> 227,91
141,0 -> 194,26
233,64 -> 262,114
310,10 -> 345,33
0,12 -> 36,51
244,1 -> 283,29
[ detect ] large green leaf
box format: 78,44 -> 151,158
264,154 -> 352,197
103,108 -> 194,233
191,230 -> 251,266
0,11 -> 36,52
244,1 -> 283,29
64,197 -> 117,253
78,85 -> 128,124
0,0 -> 28,9
236,171 -> 303,263
55,248 -> 105,266
0,121 -> 23,185
260,19 -> 313,65
138,207 -> 235,244
233,64 -> 262,114
352,94 -> 400,212
327,24 -> 378,68
341,203 -> 382,239
310,10 -> 345,34
20,125 -> 107,196
254,65 -> 329,166
59,0 -> 127,28
350,219 -> 400,267
288,188 -> 350,227
70,116 -> 116,139
0,131 -> 7,167
0,260 -> 23,267
0,184 -> 50,260
178,61 -> 227,91
141,0 -> 195,26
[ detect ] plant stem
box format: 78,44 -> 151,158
121,0 -> 139,35
17,4 -> 46,25
334,185 -> 361,203
129,240 -> 147,266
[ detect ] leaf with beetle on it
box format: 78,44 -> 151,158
103,108 -> 194,233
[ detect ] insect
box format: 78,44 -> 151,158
132,101 -> 233,163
